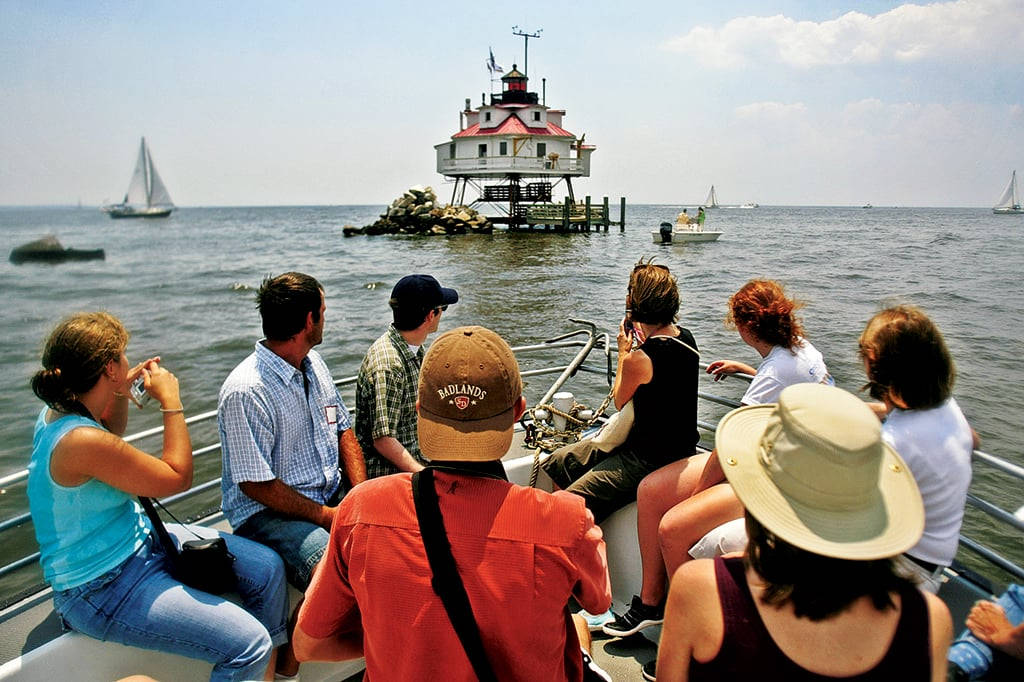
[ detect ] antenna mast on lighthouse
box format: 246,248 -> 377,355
511,25 -> 542,77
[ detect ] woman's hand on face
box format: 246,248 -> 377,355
142,362 -> 181,409
123,356 -> 161,387
617,317 -> 634,354
119,357 -> 161,408
706,359 -> 741,381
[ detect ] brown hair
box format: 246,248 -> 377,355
858,305 -> 953,409
627,258 -> 679,325
744,513 -> 913,621
727,279 -> 804,349
31,312 -> 129,416
257,272 -> 323,341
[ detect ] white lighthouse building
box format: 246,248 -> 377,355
434,64 -> 595,228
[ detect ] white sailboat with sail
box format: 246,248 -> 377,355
703,184 -> 719,209
993,170 -> 1023,214
103,137 -> 175,219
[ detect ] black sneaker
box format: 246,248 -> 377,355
580,650 -> 612,682
641,658 -> 657,681
602,595 -> 664,637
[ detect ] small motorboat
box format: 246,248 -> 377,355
9,236 -> 105,265
651,221 -> 722,244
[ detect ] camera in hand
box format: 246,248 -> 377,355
129,376 -> 152,407
624,309 -> 634,333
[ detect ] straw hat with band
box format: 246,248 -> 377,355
716,382 -> 924,560
417,326 -> 522,462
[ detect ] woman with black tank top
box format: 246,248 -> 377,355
541,259 -> 700,524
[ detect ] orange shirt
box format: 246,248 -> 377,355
300,471 -> 612,681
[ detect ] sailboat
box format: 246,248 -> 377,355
993,170 -> 1023,214
103,137 -> 175,219
703,184 -> 719,209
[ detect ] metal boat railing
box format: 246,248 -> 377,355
2,321 -> 1024,589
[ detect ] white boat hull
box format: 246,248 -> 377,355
992,207 -> 1024,215
651,229 -> 722,244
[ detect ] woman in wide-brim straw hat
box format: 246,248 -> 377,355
655,383 -> 953,682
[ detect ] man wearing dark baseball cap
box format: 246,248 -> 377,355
356,274 -> 459,479
297,326 -> 613,680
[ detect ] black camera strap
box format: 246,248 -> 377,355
137,496 -> 181,560
412,468 -> 497,682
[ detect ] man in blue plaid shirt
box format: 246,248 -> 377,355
219,272 -> 366,593
356,274 -> 458,479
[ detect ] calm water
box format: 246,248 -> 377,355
1,204 -> 1022,597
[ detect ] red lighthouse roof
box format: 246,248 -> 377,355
453,113 -> 574,139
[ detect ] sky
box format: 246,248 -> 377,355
1,0 -> 1023,207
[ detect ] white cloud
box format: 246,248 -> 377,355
734,101 -> 807,119
665,0 -> 1024,69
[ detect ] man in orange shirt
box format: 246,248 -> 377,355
294,326 -> 613,681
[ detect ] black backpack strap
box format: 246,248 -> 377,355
138,496 -> 180,561
412,469 -> 497,682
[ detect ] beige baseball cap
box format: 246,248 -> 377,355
417,326 -> 522,461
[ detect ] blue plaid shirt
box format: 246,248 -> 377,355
218,343 -> 352,528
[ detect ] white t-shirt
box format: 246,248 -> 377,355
882,398 -> 973,566
742,339 -> 832,405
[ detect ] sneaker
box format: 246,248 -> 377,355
641,658 -> 657,681
581,650 -> 613,682
602,595 -> 664,637
578,607 -> 614,632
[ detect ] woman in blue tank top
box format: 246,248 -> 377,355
27,312 -> 290,682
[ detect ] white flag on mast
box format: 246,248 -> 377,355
487,48 -> 503,74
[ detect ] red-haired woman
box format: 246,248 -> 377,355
603,280 -> 832,665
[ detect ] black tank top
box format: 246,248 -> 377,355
626,326 -> 699,461
689,556 -> 931,682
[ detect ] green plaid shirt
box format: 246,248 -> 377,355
355,324 -> 426,479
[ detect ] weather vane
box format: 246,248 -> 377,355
511,26 -> 542,77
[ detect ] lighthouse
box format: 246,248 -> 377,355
434,62 -> 596,228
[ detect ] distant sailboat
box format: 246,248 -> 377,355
103,137 -> 175,219
993,170 -> 1023,215
703,185 -> 719,209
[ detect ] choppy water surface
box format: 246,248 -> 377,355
1,204 -> 1022,597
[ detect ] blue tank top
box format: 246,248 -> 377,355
27,408 -> 150,591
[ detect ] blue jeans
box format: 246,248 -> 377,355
948,584 -> 1024,679
235,509 -> 328,590
53,524 -> 289,682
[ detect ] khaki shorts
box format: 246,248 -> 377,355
542,438 -> 665,524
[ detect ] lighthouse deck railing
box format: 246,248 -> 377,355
438,156 -> 587,174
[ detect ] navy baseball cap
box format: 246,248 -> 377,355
390,274 -> 459,310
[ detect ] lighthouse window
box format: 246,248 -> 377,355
449,143 -> 455,160
478,143 -> 487,158
536,142 -> 546,158
533,111 -> 541,122
484,112 -> 491,122
499,141 -> 507,155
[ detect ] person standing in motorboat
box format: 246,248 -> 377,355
656,383 -> 952,682
858,304 -> 976,593
604,279 -> 832,649
695,207 -> 706,230
675,208 -> 690,225
542,259 -> 700,524
28,312 -> 290,681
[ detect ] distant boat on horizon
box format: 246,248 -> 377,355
702,185 -> 720,209
863,203 -> 873,208
739,202 -> 759,209
993,170 -> 1023,214
102,137 -> 175,219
